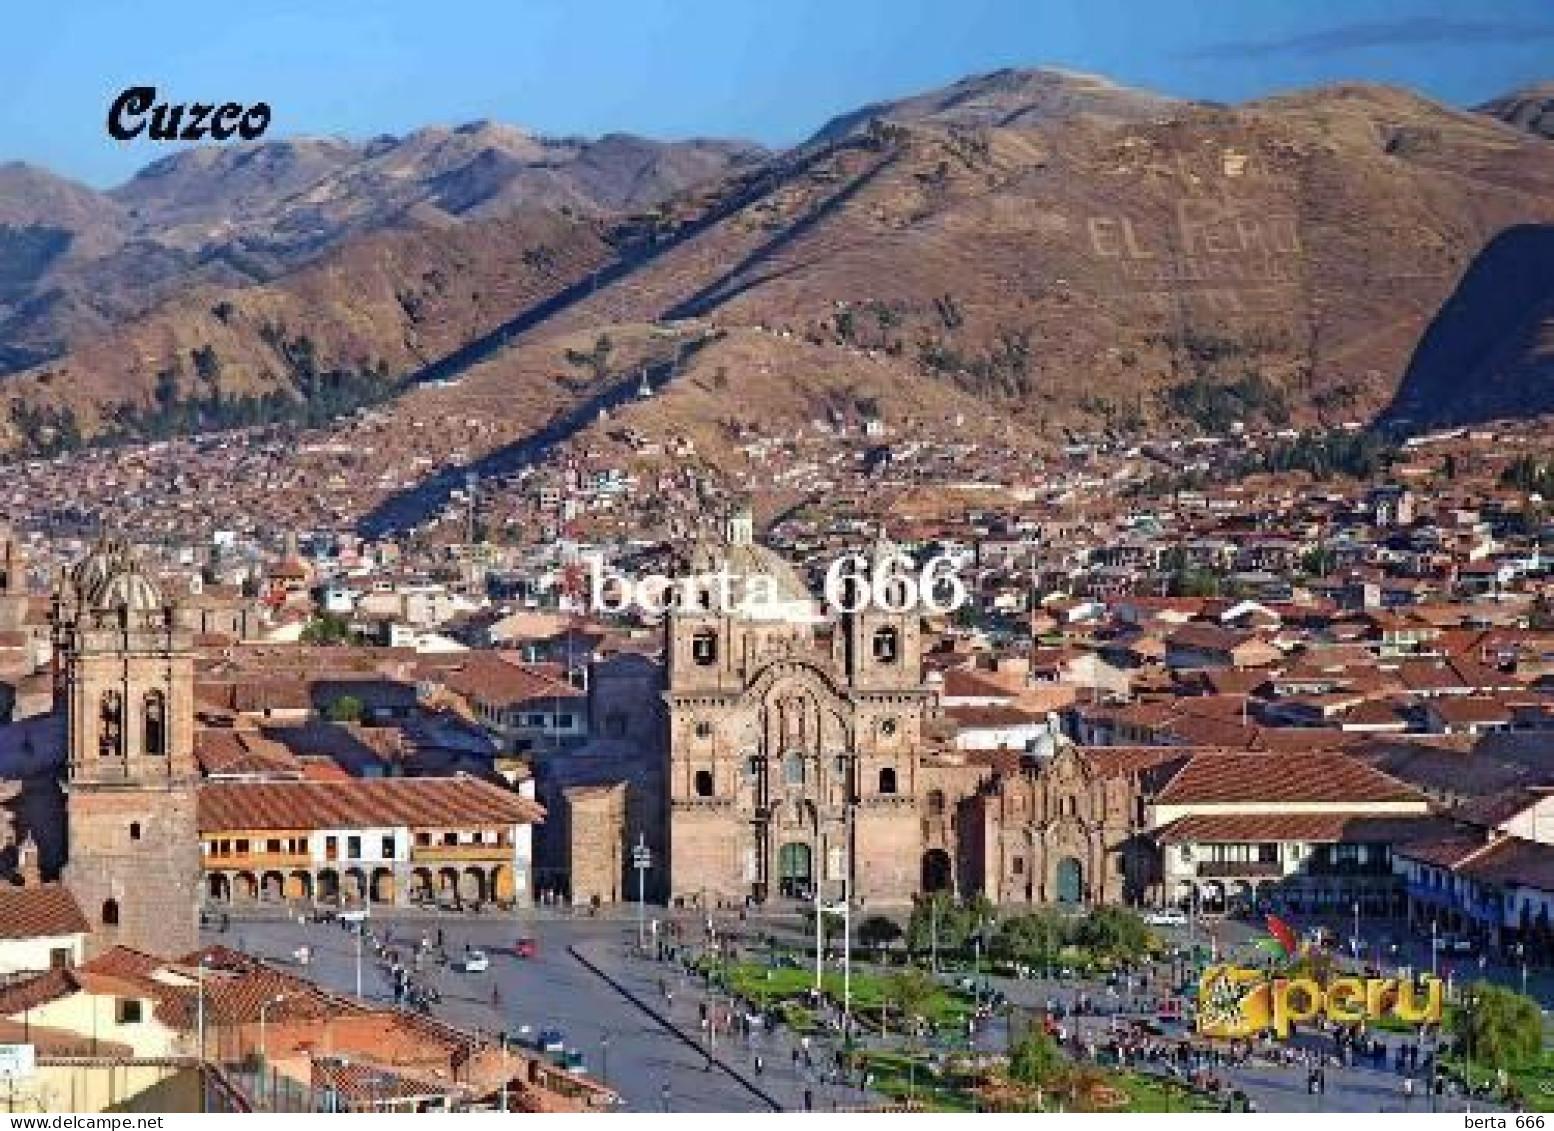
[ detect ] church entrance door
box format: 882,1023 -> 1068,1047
1056,857 -> 1084,904
777,842 -> 812,899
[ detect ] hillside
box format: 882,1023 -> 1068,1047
1383,224 -> 1554,427
0,208 -> 613,451
808,67 -> 1183,142
1475,83 -> 1554,141
3,71 -> 1553,458
0,125 -> 765,374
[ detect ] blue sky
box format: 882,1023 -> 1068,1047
3,0 -> 1549,187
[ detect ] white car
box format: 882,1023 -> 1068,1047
1144,909 -> 1188,927
463,949 -> 491,973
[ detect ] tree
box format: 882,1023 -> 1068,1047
801,906 -> 844,945
326,695 -> 365,723
300,612 -> 351,645
1008,1030 -> 1064,1088
1073,906 -> 1150,962
907,891 -> 965,954
884,965 -> 937,1037
857,914 -> 902,956
992,910 -> 1070,966
1452,981 -> 1543,1070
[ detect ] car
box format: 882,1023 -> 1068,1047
537,1028 -> 565,1053
1144,909 -> 1188,927
463,949 -> 491,973
514,937 -> 538,959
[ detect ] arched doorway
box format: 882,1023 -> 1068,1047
207,873 -> 230,903
777,842 -> 812,898
371,868 -> 395,904
1055,857 -> 1084,904
410,868 -> 434,904
921,849 -> 953,894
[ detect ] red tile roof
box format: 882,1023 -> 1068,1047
1156,752 -> 1425,806
0,882 -> 89,940
198,773 -> 544,832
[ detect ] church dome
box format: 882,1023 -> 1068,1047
682,506 -> 817,621
89,565 -> 165,613
72,538 -> 166,613
71,537 -> 130,600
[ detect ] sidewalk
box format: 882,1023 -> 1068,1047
571,937 -> 886,1112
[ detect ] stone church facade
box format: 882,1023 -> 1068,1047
660,512 -> 930,906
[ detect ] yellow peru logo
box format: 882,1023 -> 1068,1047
1196,965 -> 1443,1039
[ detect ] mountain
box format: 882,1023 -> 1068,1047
808,67 -> 1183,143
1475,83 -> 1554,140
1383,225 -> 1554,427
0,125 -> 766,375
3,73 -> 1554,457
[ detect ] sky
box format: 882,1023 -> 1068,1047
2,0 -> 1549,188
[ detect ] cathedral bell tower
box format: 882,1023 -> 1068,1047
58,539 -> 199,958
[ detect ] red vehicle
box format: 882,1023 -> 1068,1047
515,937 -> 538,959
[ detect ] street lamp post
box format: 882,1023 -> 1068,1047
195,956 -> 208,1066
633,835 -> 652,952
599,1031 -> 610,1088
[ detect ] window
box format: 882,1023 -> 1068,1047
266,838 -> 282,853
879,717 -> 898,738
347,836 -> 362,859
101,899 -> 120,927
695,720 -> 713,739
416,832 -> 432,846
1063,796 -> 1078,817
49,947 -> 71,970
692,630 -> 718,666
744,756 -> 761,781
235,838 -> 250,854
878,767 -> 898,795
927,789 -> 945,817
555,713 -> 574,729
99,691 -> 124,758
116,999 -> 144,1025
784,752 -> 806,786
324,836 -> 338,861
694,770 -> 714,797
1179,845 -> 1193,863
129,822 -> 141,841
443,831 -> 458,846
872,627 -> 899,663
143,691 -> 167,756
1012,856 -> 1025,875
381,835 -> 396,858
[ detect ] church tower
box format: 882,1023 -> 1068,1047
58,539 -> 199,957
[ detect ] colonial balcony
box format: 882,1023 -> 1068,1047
203,851 -> 312,871
409,843 -> 514,863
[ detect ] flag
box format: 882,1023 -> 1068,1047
1264,914 -> 1299,960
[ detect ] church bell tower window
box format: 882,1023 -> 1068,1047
144,691 -> 168,756
99,692 -> 124,758
872,627 -> 899,663
692,630 -> 718,666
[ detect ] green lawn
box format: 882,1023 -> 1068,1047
1444,1050 -> 1554,1113
852,1049 -> 978,1113
1114,1071 -> 1224,1113
703,961 -> 977,1029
